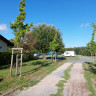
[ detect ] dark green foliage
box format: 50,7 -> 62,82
23,53 -> 38,62
88,63 -> 96,73
65,47 -> 91,56
0,52 -> 16,66
0,52 -> 38,67
32,24 -> 64,55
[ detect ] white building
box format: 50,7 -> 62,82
0,34 -> 14,51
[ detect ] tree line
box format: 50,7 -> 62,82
65,47 -> 91,56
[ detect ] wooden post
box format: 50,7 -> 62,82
51,51 -> 53,63
55,51 -> 56,62
91,53 -> 92,59
10,49 -> 14,76
94,53 -> 96,62
20,49 -> 23,77
15,50 -> 18,76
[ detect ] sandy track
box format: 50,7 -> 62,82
63,63 -> 90,96
15,62 -> 72,96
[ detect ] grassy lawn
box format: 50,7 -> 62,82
65,56 -> 79,60
87,56 -> 96,59
0,57 -> 66,95
58,55 -> 79,60
83,63 -> 96,96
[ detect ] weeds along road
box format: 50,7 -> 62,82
15,56 -> 92,96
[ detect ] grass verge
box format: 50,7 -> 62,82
83,63 -> 96,96
0,58 -> 66,95
50,63 -> 74,96
65,56 -> 79,60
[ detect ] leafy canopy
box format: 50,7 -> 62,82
10,0 -> 33,45
32,24 -> 62,53
50,32 -> 59,51
87,23 -> 96,53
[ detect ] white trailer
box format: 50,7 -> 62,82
62,51 -> 75,57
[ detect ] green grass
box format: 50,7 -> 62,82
83,63 -> 96,96
0,58 -> 66,95
65,56 -> 79,60
50,63 -> 74,96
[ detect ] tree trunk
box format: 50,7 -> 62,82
16,45 -> 19,76
92,53 -> 94,64
91,53 -> 92,59
51,51 -> 53,62
10,49 -> 14,76
95,53 -> 96,63
55,51 -> 56,62
16,51 -> 18,76
20,49 -> 23,77
43,53 -> 46,60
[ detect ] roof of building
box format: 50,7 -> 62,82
0,34 -> 14,46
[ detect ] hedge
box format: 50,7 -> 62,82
0,52 -> 16,66
0,52 -> 38,66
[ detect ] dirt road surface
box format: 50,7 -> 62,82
63,62 -> 90,96
15,62 -> 72,96
15,56 -> 91,96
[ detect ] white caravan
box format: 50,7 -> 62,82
62,51 -> 75,57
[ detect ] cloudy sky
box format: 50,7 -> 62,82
0,0 -> 96,48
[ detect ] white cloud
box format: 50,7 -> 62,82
85,23 -> 90,27
80,23 -> 90,28
0,24 -> 8,32
80,24 -> 84,28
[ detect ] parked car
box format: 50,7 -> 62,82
34,53 -> 39,56
62,51 -> 75,57
46,52 -> 53,55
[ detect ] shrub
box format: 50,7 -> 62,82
0,52 -> 39,67
0,52 -> 12,66
23,53 -> 39,62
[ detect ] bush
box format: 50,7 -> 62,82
23,53 -> 39,62
0,52 -> 38,67
0,52 -> 12,66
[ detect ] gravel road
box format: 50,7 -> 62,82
63,62 -> 90,96
15,62 -> 72,96
15,56 -> 92,96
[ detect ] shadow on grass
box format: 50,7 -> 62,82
46,56 -> 66,60
18,62 -> 52,76
0,77 -> 3,82
0,65 -> 10,70
85,62 -> 96,74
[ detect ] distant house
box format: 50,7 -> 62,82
0,34 -> 14,51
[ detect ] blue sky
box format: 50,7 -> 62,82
0,0 -> 96,48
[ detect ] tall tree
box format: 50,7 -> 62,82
10,0 -> 33,46
32,24 -> 62,59
50,32 -> 59,62
10,0 -> 32,76
87,24 -> 96,62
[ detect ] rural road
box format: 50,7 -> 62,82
15,56 -> 92,96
